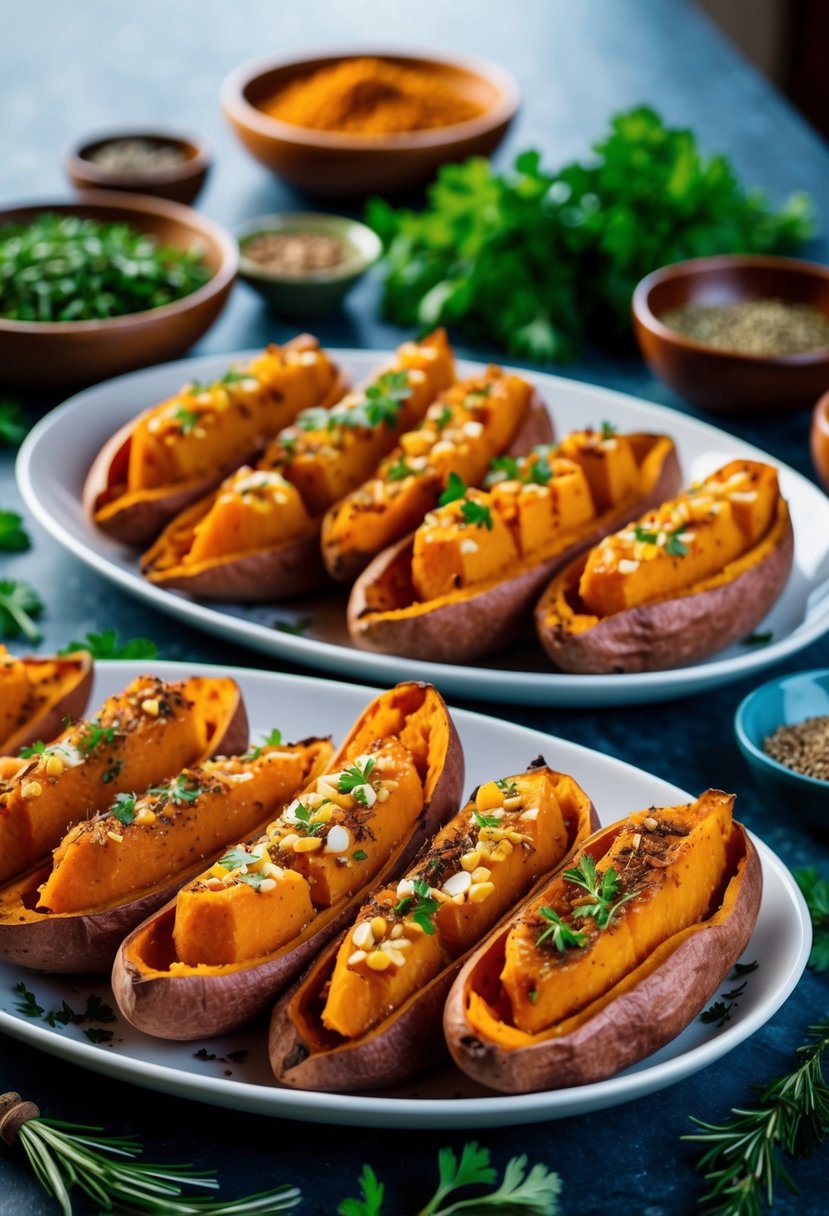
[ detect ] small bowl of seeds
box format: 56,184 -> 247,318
735,668 -> 829,828
632,255 -> 829,415
235,212 -> 381,319
64,129 -> 211,206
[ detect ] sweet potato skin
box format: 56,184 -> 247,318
268,769 -> 599,1092
1,651 -> 93,755
348,440 -> 682,664
443,810 -> 762,1094
536,501 -> 794,674
111,683 -> 465,1039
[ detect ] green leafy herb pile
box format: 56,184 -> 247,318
0,213 -> 212,322
368,106 -> 815,363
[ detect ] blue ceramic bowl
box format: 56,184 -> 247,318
735,669 -> 829,824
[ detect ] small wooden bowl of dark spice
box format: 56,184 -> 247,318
735,669 -> 829,828
632,255 -> 829,415
235,212 -> 381,318
64,130 -> 211,206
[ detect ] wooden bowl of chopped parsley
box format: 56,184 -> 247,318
632,255 -> 829,415
0,192 -> 237,387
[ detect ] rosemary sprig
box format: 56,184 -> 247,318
339,1141 -> 560,1215
684,1016 -> 829,1216
10,1109 -> 300,1215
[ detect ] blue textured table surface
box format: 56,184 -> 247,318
1,1 -> 828,1212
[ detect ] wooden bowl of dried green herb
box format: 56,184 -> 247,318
0,193 -> 237,387
633,255 -> 829,415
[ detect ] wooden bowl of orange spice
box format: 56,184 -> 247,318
220,50 -> 520,198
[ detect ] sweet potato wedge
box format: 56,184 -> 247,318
84,335 -> 347,547
0,674 -> 247,885
443,790 -> 762,1093
139,331 -> 456,601
112,682 -> 464,1039
269,764 -> 598,1092
348,431 -> 681,664
535,460 -> 794,673
0,736 -> 332,973
320,368 -> 554,583
0,647 -> 93,754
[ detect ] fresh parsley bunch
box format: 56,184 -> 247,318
369,106 -> 815,363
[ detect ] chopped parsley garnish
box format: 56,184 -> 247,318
524,448 -> 554,485
111,793 -> 137,825
101,759 -> 123,785
473,808 -> 501,830
292,802 -> 326,835
633,522 -> 690,557
174,406 -> 201,433
435,405 -> 453,429
296,406 -> 331,432
244,727 -> 283,761
536,907 -> 587,951
439,471 -> 467,507
362,370 -> 411,428
386,457 -> 418,482
76,719 -> 117,757
148,774 -> 201,806
0,580 -> 43,641
219,846 -> 257,871
600,420 -> 618,439
352,849 -> 368,862
338,758 -> 376,803
496,778 -> 519,798
394,877 -> 439,935
220,367 -> 251,385
563,855 -> 637,928
461,499 -> 493,530
486,455 -> 520,485
83,1027 -> 114,1044
58,630 -> 158,660
13,982 -> 44,1018
44,1000 -> 78,1028
19,740 -> 47,759
0,509 -> 31,552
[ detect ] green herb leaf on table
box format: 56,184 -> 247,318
0,399 -> 28,446
57,629 -> 159,660
685,1016 -> 829,1216
0,510 -> 31,552
794,867 -> 829,972
0,580 -> 43,641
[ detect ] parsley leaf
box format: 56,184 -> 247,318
439,471 -> 467,506
363,370 -> 411,428
352,849 -> 368,862
219,845 -> 258,871
220,367 -> 251,385
795,868 -> 829,973
600,420 -> 617,439
296,406 -> 332,432
461,499 -> 493,530
536,907 -> 587,951
386,457 -> 418,482
338,758 -> 376,800
0,510 -> 31,552
58,629 -> 158,660
394,877 -> 439,936
0,580 -> 43,641
495,778 -> 519,798
0,399 -> 28,446
111,792 -> 136,826
486,454 -> 520,485
563,855 -> 637,929
174,406 -> 201,433
76,719 -> 117,757
473,808 -> 502,829
83,1027 -> 114,1044
19,740 -> 46,759
13,982 -> 44,1018
338,1164 -> 385,1216
633,522 -> 690,557
243,727 -> 283,761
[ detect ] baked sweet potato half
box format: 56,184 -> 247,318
84,335 -> 347,547
535,460 -> 794,673
0,735 -> 332,973
348,429 -> 681,664
139,331 -> 456,601
0,646 -> 93,754
443,789 -> 762,1094
112,682 -> 464,1039
321,367 -> 554,583
269,763 -> 597,1092
0,674 -> 247,885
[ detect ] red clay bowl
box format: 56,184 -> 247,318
811,391 -> 829,493
0,193 -> 237,388
64,129 -> 211,206
632,255 -> 829,415
220,48 -> 520,199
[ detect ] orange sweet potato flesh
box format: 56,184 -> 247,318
500,792 -> 733,1035
91,336 -> 343,514
320,769 -> 571,1040
0,647 -> 93,755
580,461 -> 780,617
36,740 -> 331,914
321,368 -> 550,581
0,675 -> 246,885
172,737 -> 425,966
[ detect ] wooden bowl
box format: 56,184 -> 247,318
64,129 -> 211,206
0,193 -> 237,388
811,391 -> 829,493
220,49 -> 520,199
632,255 -> 829,415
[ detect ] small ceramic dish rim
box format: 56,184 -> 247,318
235,212 -> 382,285
0,191 -> 237,334
220,45 -> 521,151
633,254 -> 829,366
63,127 -> 211,189
734,667 -> 829,792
